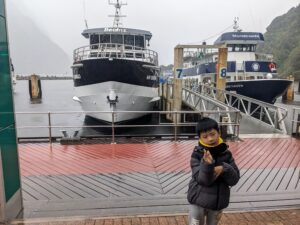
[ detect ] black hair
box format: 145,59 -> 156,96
196,117 -> 219,136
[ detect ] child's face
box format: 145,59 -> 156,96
199,128 -> 220,146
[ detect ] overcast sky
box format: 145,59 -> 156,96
8,0 -> 300,66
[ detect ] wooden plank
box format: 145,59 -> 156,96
108,173 -> 162,194
126,172 -> 162,186
51,175 -> 106,198
101,173 -> 160,195
246,169 -> 272,192
65,175 -> 110,197
277,168 -> 296,191
287,167 -> 300,190
23,178 -> 63,200
21,181 -> 49,200
268,168 -> 289,191
237,169 -> 266,192
88,174 -> 153,196
74,174 -> 126,197
21,189 -> 38,201
35,176 -> 90,199
257,169 -> 281,191
162,173 -> 191,194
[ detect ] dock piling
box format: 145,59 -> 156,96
282,75 -> 294,102
29,74 -> 42,103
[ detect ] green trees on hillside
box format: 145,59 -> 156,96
258,4 -> 300,80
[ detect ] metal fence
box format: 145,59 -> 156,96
184,82 -> 289,134
6,110 -> 241,144
73,43 -> 158,65
291,107 -> 300,136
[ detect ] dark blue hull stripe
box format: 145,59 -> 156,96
73,58 -> 159,88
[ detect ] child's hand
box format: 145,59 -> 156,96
203,150 -> 213,164
214,166 -> 223,177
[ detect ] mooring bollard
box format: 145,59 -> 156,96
220,115 -> 229,140
29,74 -> 42,103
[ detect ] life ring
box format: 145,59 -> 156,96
268,62 -> 276,72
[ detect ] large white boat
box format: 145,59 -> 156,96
72,0 -> 159,122
181,19 -> 292,104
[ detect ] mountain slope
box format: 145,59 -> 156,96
6,1 -> 71,75
258,4 -> 300,79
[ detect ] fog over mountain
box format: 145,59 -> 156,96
6,1 -> 71,75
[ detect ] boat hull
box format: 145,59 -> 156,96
226,79 -> 292,104
73,58 -> 159,122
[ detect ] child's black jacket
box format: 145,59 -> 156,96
187,143 -> 240,210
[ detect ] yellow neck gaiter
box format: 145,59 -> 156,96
199,137 -> 223,148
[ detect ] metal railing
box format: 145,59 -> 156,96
182,87 -> 241,136
4,110 -> 241,144
291,107 -> 300,136
185,82 -> 288,134
73,43 -> 158,65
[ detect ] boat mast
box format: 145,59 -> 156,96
108,0 -> 127,27
233,17 -> 242,32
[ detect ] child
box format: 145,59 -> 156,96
187,117 -> 240,225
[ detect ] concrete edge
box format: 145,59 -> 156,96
9,207 -> 300,224
239,134 -> 292,139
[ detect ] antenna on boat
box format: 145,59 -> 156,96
108,0 -> 127,27
233,17 -> 242,32
83,0 -> 88,29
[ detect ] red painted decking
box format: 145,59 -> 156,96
19,138 -> 300,177
18,137 -> 300,218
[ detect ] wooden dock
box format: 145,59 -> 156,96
18,137 -> 300,218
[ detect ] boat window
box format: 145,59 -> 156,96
111,34 -> 123,44
100,34 -> 111,43
135,35 -> 145,48
235,76 -> 244,81
90,34 -> 99,45
246,76 -> 255,80
124,35 -> 134,46
235,45 -> 241,52
227,44 -> 235,52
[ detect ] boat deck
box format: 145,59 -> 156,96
18,136 -> 300,218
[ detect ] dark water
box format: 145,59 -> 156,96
13,80 -> 186,139
14,80 -> 84,138
13,80 -> 300,138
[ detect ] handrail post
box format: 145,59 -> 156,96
111,111 -> 116,144
291,108 -> 295,135
48,111 -> 52,144
174,111 -> 178,141
158,112 -> 161,124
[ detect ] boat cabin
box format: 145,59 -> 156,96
82,27 -> 153,49
214,32 -> 264,52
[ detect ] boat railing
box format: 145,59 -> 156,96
9,110 -> 240,144
291,107 -> 300,136
255,53 -> 274,61
184,81 -> 289,134
73,43 -> 158,65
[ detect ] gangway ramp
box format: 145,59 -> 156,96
183,82 -> 288,135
